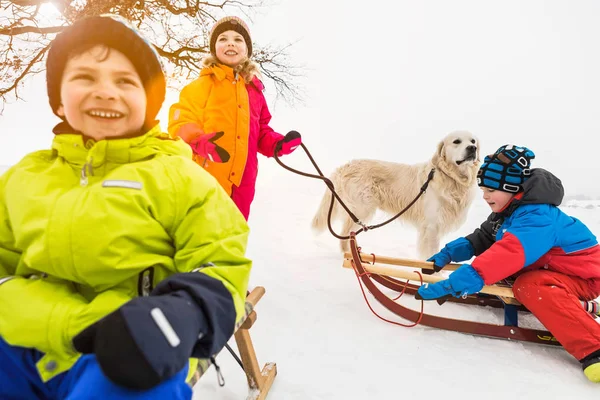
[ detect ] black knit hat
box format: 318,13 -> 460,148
477,144 -> 536,193
46,15 -> 166,131
209,16 -> 252,58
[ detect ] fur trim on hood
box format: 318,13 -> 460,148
202,55 -> 261,83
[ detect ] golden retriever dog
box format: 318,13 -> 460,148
311,130 -> 480,259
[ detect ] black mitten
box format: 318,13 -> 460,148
73,273 -> 236,390
73,292 -> 205,390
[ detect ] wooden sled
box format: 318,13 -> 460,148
342,233 -> 563,347
189,286 -> 277,399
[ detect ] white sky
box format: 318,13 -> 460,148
1,0 -> 600,195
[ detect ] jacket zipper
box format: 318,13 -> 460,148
192,262 -> 215,273
80,157 -> 94,186
137,267 -> 155,296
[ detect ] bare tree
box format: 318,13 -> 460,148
0,0 -> 303,111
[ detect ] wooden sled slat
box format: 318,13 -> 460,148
344,252 -> 462,271
342,259 -> 515,298
343,252 -> 523,306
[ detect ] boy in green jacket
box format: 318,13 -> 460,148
0,15 -> 251,398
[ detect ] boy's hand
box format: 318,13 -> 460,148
73,292 -> 206,390
276,130 -> 302,156
190,131 -> 230,163
426,237 -> 474,272
426,251 -> 452,273
415,264 -> 484,303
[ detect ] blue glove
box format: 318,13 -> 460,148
427,237 -> 474,272
415,264 -> 484,303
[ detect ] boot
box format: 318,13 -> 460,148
581,354 -> 600,383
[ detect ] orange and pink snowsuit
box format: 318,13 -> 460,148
168,63 -> 284,219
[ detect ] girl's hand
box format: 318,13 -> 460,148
276,130 -> 302,156
190,131 -> 230,163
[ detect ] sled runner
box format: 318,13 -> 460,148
190,286 -> 277,399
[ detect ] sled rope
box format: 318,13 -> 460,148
361,250 -> 430,299
224,343 -> 244,371
360,249 -> 404,301
273,142 -> 435,239
350,234 -> 425,327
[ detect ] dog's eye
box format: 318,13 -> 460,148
453,139 -> 461,144
471,139 -> 476,144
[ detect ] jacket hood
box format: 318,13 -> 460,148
51,122 -> 192,169
520,168 -> 564,206
498,168 -> 564,218
201,55 -> 261,85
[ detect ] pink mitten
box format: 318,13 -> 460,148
190,131 -> 230,163
277,131 -> 302,156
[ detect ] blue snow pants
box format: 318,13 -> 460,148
0,337 -> 193,399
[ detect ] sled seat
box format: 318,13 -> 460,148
188,286 -> 277,399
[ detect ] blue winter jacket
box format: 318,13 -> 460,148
465,169 -> 600,284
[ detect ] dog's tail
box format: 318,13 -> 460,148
311,186 -> 337,233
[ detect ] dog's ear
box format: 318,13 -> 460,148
475,139 -> 481,163
432,140 -> 445,164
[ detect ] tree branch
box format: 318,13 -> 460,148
155,44 -> 207,58
0,0 -> 302,108
0,25 -> 64,35
0,43 -> 50,98
8,0 -> 46,5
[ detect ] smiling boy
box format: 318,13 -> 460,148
417,144 -> 600,382
57,46 -> 147,139
0,15 -> 251,398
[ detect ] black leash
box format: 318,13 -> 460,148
273,141 -> 436,239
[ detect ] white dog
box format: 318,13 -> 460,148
311,131 -> 480,259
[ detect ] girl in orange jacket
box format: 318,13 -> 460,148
168,16 -> 300,220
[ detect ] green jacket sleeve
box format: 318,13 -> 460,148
0,169 -> 129,361
0,168 -> 82,355
0,169 -> 20,278
167,159 -> 252,321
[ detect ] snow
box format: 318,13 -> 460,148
192,161 -> 600,399
1,1 -> 599,397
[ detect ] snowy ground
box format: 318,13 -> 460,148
193,162 -> 600,400
1,160 -> 597,399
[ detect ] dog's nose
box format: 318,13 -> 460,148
467,145 -> 477,152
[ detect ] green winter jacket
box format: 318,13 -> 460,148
0,124 -> 251,381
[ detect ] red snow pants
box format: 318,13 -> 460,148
513,270 -> 600,361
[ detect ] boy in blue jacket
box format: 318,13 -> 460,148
417,144 -> 600,382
